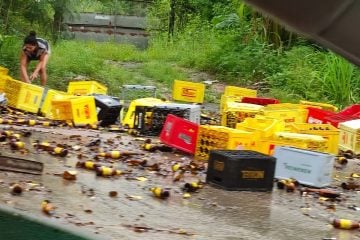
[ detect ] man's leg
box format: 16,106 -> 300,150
39,55 -> 50,86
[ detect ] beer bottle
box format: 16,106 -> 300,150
183,181 -> 203,193
300,187 -> 340,198
10,140 -> 25,150
27,119 -> 37,126
41,200 -> 55,215
33,142 -> 68,157
336,156 -> 348,165
98,150 -> 141,159
141,143 -> 158,152
11,184 -> 23,195
171,163 -> 181,172
95,166 -> 122,177
76,161 -> 101,170
150,187 -> 170,199
341,181 -> 359,190
125,159 -> 147,166
173,170 -> 185,182
277,179 -> 298,192
332,218 -> 360,229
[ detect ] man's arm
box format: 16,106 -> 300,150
30,53 -> 49,81
20,52 -> 30,83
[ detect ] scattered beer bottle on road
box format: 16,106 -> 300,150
150,187 -> 170,199
332,218 -> 360,230
76,161 -> 102,170
33,141 -> 68,157
183,181 -> 203,193
41,200 -> 55,215
98,150 -> 141,159
95,166 -> 122,177
10,139 -> 25,150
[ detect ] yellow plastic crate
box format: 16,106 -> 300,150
299,100 -> 338,112
172,80 -> 205,103
260,107 -> 308,130
221,102 -> 264,128
40,89 -> 69,118
338,119 -> 360,154
219,94 -> 242,113
0,66 -> 9,75
67,81 -> 107,95
236,116 -> 285,138
51,96 -> 98,126
223,86 -> 257,97
0,75 -> 12,92
122,98 -> 166,128
195,125 -> 255,160
4,78 -> 44,113
268,132 -> 328,154
288,123 -> 339,155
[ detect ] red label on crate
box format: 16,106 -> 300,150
84,104 -> 90,119
181,88 -> 197,98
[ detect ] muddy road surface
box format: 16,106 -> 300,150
0,125 -> 359,240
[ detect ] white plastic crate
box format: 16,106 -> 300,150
338,119 -> 360,154
273,146 -> 335,188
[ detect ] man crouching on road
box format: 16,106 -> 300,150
20,31 -> 50,86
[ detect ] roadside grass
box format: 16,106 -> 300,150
1,31 -> 359,107
322,52 -> 358,108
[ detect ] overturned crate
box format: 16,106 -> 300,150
195,125 -> 255,161
51,96 -> 98,126
288,123 -> 339,155
134,103 -> 201,135
4,78 -> 44,113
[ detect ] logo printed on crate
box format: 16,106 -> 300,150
178,133 -> 191,144
284,117 -> 295,123
213,160 -> 224,172
181,88 -> 197,98
241,170 -> 264,179
283,163 -> 311,174
164,122 -> 173,136
84,104 -> 91,119
24,91 -> 31,103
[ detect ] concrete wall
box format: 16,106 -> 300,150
63,13 -> 149,49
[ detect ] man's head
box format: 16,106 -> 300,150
23,31 -> 38,52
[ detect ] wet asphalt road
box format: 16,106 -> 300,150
0,125 -> 359,240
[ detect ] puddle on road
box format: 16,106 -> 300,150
0,126 -> 359,240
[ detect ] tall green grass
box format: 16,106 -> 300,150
322,53 -> 358,108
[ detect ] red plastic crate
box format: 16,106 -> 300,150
338,104 -> 360,117
306,107 -> 335,124
241,97 -> 280,106
160,114 -> 199,154
324,114 -> 359,128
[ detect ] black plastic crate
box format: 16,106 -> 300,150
133,105 -> 155,135
133,106 -> 190,136
93,94 -> 122,126
206,150 -> 276,191
151,107 -> 188,134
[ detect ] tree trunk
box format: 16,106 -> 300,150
168,0 -> 175,40
4,0 -> 13,34
52,9 -> 63,42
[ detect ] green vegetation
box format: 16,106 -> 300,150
0,0 -> 359,108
